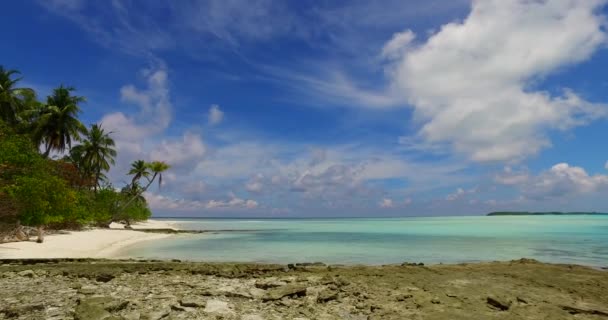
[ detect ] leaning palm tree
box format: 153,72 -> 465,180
76,124 -> 117,192
119,161 -> 170,213
128,159 -> 151,187
32,85 -> 86,157
0,66 -> 36,125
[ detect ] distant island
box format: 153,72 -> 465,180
487,212 -> 608,216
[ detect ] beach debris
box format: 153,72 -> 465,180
487,296 -> 512,311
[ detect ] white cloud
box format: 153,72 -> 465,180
379,198 -> 394,208
208,104 -> 224,125
101,65 -> 174,185
389,0 -> 608,162
150,132 -> 206,169
521,163 -> 608,200
494,166 -> 530,185
245,173 -> 265,193
445,187 -> 477,201
381,30 -> 415,60
145,193 -> 259,211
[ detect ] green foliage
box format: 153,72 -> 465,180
32,85 -> 86,157
0,67 -> 169,233
8,174 -> 77,226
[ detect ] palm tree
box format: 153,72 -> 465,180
128,160 -> 151,187
32,85 -> 86,157
120,161 -> 170,212
0,66 -> 36,125
76,124 -> 117,192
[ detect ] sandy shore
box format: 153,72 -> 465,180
0,219 -> 178,259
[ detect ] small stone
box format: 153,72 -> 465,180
96,273 -> 115,283
396,294 -> 413,301
262,284 -> 308,301
18,270 -> 35,278
122,310 -> 141,320
487,296 -> 512,311
431,297 -> 441,304
179,297 -> 206,308
79,285 -> 98,295
255,278 -> 288,289
204,299 -> 233,315
446,293 -> 458,298
140,307 -> 171,320
317,289 -> 338,303
74,303 -> 111,320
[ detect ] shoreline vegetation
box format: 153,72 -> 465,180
1,258 -> 607,319
0,65 -> 172,244
487,211 -> 608,216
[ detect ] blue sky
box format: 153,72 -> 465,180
3,0 -> 608,217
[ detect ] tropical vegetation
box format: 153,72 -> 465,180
0,65 -> 170,243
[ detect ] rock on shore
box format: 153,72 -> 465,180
0,258 -> 607,319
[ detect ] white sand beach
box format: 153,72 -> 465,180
0,219 -> 178,259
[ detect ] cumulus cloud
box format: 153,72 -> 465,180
101,65 -> 174,183
150,132 -> 206,169
245,173 -> 265,193
379,198 -> 394,208
389,0 -> 608,162
522,163 -> 608,200
208,104 -> 224,125
145,192 -> 259,211
494,166 -> 530,185
496,162 -> 608,200
445,187 -> 477,201
381,30 -> 415,60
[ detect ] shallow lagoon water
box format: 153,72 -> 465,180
120,216 -> 608,266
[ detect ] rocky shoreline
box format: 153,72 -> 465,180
1,258 -> 607,320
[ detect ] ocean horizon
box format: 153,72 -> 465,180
119,215 -> 608,267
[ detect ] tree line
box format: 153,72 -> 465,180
0,65 -> 170,243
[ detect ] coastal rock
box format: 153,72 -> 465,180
17,269 -> 35,278
74,303 -> 111,320
262,284 -> 308,301
140,307 -> 171,320
204,299 -> 233,315
487,296 -> 512,311
79,285 -> 99,295
179,297 -> 206,308
255,278 -> 287,289
96,273 -> 115,283
317,289 -> 338,303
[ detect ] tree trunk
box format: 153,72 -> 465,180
43,146 -> 51,158
36,226 -> 44,243
15,224 -> 28,241
118,172 -> 157,214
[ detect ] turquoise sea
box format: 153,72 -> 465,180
119,216 -> 608,267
